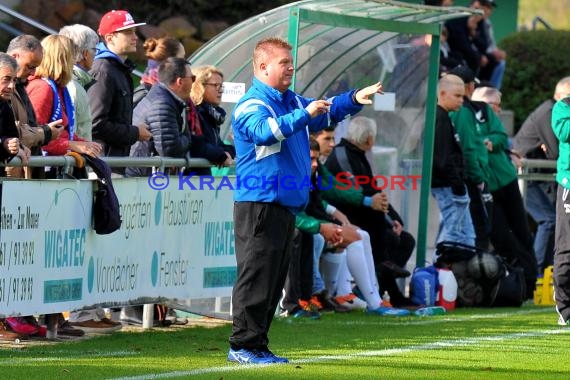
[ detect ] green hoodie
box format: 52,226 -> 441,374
451,101 -> 517,192
451,103 -> 491,185
552,97 -> 570,189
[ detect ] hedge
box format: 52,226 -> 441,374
500,30 -> 570,133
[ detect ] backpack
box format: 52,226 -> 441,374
410,265 -> 439,306
488,261 -> 526,307
435,241 -> 525,307
82,154 -> 122,234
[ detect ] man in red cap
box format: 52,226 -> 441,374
87,10 -> 151,175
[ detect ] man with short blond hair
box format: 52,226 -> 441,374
229,36 -> 383,364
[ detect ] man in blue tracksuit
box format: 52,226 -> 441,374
228,37 -> 384,364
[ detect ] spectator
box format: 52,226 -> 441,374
432,73 -> 475,248
0,53 -> 29,180
470,0 -> 506,89
551,91 -> 570,326
88,9 -> 152,175
59,24 -> 123,333
25,35 -> 104,337
447,65 -> 492,250
190,65 -> 235,175
455,83 -> 537,298
26,35 -> 102,167
324,117 -> 417,307
439,26 -> 467,74
3,35 -> 57,337
512,77 -> 570,274
228,36 -> 382,364
129,57 -> 193,177
6,35 -> 62,179
59,24 -> 100,141
445,13 -> 485,76
134,36 -> 185,107
0,53 -> 43,338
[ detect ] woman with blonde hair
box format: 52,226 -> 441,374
190,65 -> 235,175
26,34 -> 101,163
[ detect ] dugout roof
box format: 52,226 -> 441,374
189,0 -> 477,264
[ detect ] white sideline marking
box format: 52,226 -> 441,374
107,327 -> 570,379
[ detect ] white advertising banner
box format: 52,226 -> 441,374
0,177 -> 235,317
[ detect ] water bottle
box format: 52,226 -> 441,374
414,306 -> 447,316
382,291 -> 391,307
436,268 -> 457,310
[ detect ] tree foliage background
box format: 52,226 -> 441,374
500,30 -> 570,132
84,0 -> 293,38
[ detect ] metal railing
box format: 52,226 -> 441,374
2,155 -> 213,170
517,157 -> 556,199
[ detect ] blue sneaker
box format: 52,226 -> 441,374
227,348 -> 274,364
258,349 -> 289,363
367,306 -> 410,317
292,309 -> 321,319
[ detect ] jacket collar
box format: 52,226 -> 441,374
252,77 -> 295,104
157,82 -> 186,107
94,42 -> 136,72
339,137 -> 365,155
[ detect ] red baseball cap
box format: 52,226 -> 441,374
98,10 -> 146,36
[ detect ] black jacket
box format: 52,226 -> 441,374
432,105 -> 466,193
88,43 -> 140,163
325,138 -> 402,227
0,101 -> 20,176
190,103 -> 235,175
445,17 -> 482,75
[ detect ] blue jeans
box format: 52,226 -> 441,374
490,59 -> 506,90
312,233 -> 326,294
526,181 -> 556,272
432,186 -> 476,247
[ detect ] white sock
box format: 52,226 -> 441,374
321,252 -> 345,296
358,229 -> 380,293
346,239 -> 382,308
336,251 -> 353,296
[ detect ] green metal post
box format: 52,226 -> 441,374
416,28 -> 441,267
288,7 -> 301,90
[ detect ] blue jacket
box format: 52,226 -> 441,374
231,78 -> 362,213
